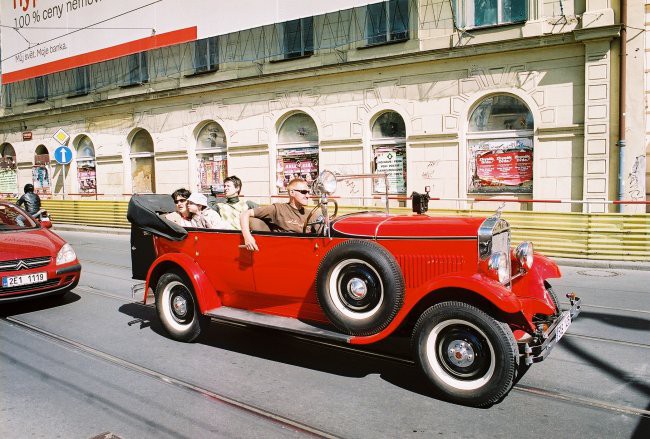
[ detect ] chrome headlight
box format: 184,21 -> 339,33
514,241 -> 534,271
314,170 -> 337,195
488,252 -> 509,284
56,243 -> 77,265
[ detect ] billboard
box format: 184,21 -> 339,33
1,0 -> 377,84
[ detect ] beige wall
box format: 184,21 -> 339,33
1,1 -> 638,213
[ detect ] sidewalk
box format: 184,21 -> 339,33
52,224 -> 650,271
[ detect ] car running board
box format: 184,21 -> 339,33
204,306 -> 352,343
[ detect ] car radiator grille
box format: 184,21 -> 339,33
0,256 -> 52,273
396,254 -> 466,288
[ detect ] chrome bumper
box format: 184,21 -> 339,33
520,293 -> 582,366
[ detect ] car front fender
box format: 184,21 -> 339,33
416,274 -> 524,314
511,253 -> 561,303
145,253 -> 222,313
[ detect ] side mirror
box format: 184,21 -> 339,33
40,218 -> 52,229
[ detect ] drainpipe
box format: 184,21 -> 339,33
617,0 -> 627,212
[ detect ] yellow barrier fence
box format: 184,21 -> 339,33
2,199 -> 647,261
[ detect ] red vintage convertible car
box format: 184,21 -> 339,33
128,172 -> 580,407
0,201 -> 81,302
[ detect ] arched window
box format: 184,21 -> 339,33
467,94 -> 534,193
129,129 -> 156,193
33,145 -> 51,194
0,143 -> 18,194
371,111 -> 406,194
75,135 -> 97,194
196,121 -> 227,192
276,113 -> 319,192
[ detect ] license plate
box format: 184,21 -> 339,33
555,312 -> 571,342
2,272 -> 48,288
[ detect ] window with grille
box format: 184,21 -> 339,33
126,52 -> 149,85
73,66 -> 90,96
29,76 -> 48,103
366,0 -> 409,46
283,17 -> 314,59
193,36 -> 219,73
452,0 -> 527,29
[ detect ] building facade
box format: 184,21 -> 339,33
0,1 -> 645,212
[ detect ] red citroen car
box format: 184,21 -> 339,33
0,201 -> 81,302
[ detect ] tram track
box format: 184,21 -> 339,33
64,285 -> 650,418
76,285 -> 650,351
0,315 -> 339,439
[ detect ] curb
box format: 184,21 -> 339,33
53,224 -> 130,236
551,257 -> 650,272
51,224 -> 650,271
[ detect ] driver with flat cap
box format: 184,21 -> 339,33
240,177 -> 314,251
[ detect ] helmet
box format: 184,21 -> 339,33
24,183 -> 34,193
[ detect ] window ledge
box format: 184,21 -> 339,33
269,53 -> 313,64
119,81 -> 148,89
184,67 -> 219,78
26,98 -> 47,106
457,20 -> 527,33
67,91 -> 89,99
358,37 -> 409,50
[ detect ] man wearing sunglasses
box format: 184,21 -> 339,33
240,178 -> 314,251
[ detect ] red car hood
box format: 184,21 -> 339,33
332,212 -> 486,238
0,228 -> 65,260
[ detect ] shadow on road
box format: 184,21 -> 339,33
0,291 -> 81,317
116,302 -> 468,405
577,310 -> 650,331
559,337 -> 650,438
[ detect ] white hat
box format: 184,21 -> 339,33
187,192 -> 208,207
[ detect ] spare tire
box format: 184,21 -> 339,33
316,240 -> 404,336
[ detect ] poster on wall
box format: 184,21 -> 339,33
198,155 -> 227,192
0,170 -> 18,194
468,138 -> 533,193
276,148 -> 319,192
373,146 -> 406,194
32,166 -> 51,194
0,157 -> 18,194
78,168 -> 97,194
132,157 -> 155,194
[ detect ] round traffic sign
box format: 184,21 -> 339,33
54,145 -> 73,165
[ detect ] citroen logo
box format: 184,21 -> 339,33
15,260 -> 29,271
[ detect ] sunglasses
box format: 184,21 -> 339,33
292,189 -> 309,195
174,198 -> 188,204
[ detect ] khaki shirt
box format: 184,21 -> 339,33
252,203 -> 314,233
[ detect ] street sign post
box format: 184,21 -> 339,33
52,129 -> 72,199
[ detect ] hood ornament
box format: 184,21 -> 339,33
494,202 -> 505,219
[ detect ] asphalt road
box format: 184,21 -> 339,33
1,230 -> 649,439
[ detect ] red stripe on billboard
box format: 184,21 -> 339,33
2,27 -> 197,84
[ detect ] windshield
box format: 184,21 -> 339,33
0,203 -> 38,231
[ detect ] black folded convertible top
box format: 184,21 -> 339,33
127,194 -> 187,241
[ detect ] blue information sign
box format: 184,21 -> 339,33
54,145 -> 73,165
